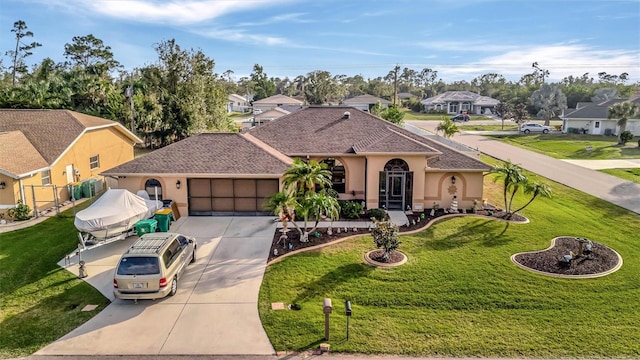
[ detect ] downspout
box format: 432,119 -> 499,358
364,158 -> 368,208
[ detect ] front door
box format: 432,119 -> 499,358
591,121 -> 601,135
66,164 -> 74,184
386,173 -> 405,210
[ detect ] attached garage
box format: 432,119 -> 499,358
188,178 -> 279,216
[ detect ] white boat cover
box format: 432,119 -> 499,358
74,189 -> 150,234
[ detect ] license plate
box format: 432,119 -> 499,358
133,282 -> 144,289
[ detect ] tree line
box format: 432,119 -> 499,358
2,20 -> 638,147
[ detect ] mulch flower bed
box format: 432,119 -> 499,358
268,206 -> 526,263
513,237 -> 620,276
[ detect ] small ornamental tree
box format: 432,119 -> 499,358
371,220 -> 400,262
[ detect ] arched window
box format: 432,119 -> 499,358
145,178 -> 162,200
384,158 -> 409,172
320,158 -> 345,193
461,102 -> 471,111
449,101 -> 459,114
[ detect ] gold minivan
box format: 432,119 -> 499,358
113,232 -> 197,301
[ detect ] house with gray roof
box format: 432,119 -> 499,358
421,91 -> 499,115
102,107 -> 490,216
252,94 -> 303,114
561,97 -> 640,135
342,94 -> 392,112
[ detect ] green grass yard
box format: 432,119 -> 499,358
258,165 -> 640,357
0,202 -> 109,358
600,168 -> 640,184
458,124 -> 519,131
490,134 -> 640,160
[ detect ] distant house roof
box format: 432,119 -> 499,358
0,109 -> 142,178
421,91 -> 499,106
343,94 -> 392,105
228,94 -> 247,103
253,94 -> 303,106
564,97 -> 640,119
101,133 -> 291,177
398,92 -> 417,99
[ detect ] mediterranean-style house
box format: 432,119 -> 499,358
0,109 -> 142,218
421,91 -> 500,115
252,94 -> 303,113
561,97 -> 640,135
342,94 -> 392,112
102,107 -> 490,217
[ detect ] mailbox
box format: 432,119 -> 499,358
323,298 -> 333,314
345,300 -> 352,316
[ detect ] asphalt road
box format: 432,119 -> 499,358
408,120 -> 640,215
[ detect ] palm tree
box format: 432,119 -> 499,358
294,189 -> 340,241
511,181 -> 552,215
282,158 -> 332,195
436,118 -> 460,139
608,101 -> 639,145
490,161 -> 527,215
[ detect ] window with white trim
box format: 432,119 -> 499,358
41,170 -> 51,185
89,155 -> 100,170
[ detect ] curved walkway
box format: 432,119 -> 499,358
407,120 -> 640,215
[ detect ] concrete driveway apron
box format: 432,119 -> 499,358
36,216 -> 276,356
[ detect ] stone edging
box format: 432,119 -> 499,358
510,236 -> 624,279
267,212 -> 528,265
364,250 -> 407,267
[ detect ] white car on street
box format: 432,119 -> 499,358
520,123 -> 551,134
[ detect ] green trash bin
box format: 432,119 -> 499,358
82,179 -> 97,198
154,208 -> 173,232
134,219 -> 158,236
70,182 -> 83,200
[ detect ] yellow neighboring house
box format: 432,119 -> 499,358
0,109 -> 142,219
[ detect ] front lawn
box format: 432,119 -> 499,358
258,164 -> 640,357
459,124 -> 518,131
600,168 -> 640,184
0,203 -> 109,358
490,134 -> 640,159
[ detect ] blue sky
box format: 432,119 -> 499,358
1,0 -> 639,83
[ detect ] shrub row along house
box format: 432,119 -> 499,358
102,107 -> 490,217
0,109 -> 141,218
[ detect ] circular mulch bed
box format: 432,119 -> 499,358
512,237 -> 622,278
268,207 -> 527,263
364,249 -> 407,267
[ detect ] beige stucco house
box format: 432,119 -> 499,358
342,94 -> 392,112
421,91 -> 499,115
102,107 -> 490,217
0,109 -> 142,218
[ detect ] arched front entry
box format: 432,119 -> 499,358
378,159 -> 413,210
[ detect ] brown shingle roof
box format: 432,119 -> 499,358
247,106 -> 490,170
0,131 -> 48,176
101,133 -> 290,176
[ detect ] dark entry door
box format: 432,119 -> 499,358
386,173 -> 405,210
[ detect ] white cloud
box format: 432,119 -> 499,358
198,28 -> 288,46
237,12 -> 313,26
42,0 -> 296,25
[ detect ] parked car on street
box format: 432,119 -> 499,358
450,114 -> 470,122
113,232 -> 197,302
520,123 -> 551,134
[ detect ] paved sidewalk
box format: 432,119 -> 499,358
407,120 -> 640,215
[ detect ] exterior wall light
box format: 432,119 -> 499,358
176,180 -> 181,189
451,175 -> 456,184
0,181 -> 5,190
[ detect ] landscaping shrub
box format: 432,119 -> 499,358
339,200 -> 363,219
366,208 -> 387,221
7,200 -> 31,221
620,130 -> 633,144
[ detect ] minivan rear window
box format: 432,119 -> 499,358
117,256 -> 160,275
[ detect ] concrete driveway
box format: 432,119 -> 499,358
36,216 -> 276,356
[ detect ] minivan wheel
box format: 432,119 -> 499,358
169,278 -> 177,296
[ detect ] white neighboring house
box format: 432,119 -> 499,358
253,107 -> 291,127
228,94 -> 250,113
252,94 -> 303,113
561,97 -> 640,136
420,91 -> 499,115
342,94 -> 392,112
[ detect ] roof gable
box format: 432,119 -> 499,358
564,97 -> 640,119
253,94 -> 303,105
0,131 -> 48,177
101,133 -> 290,176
